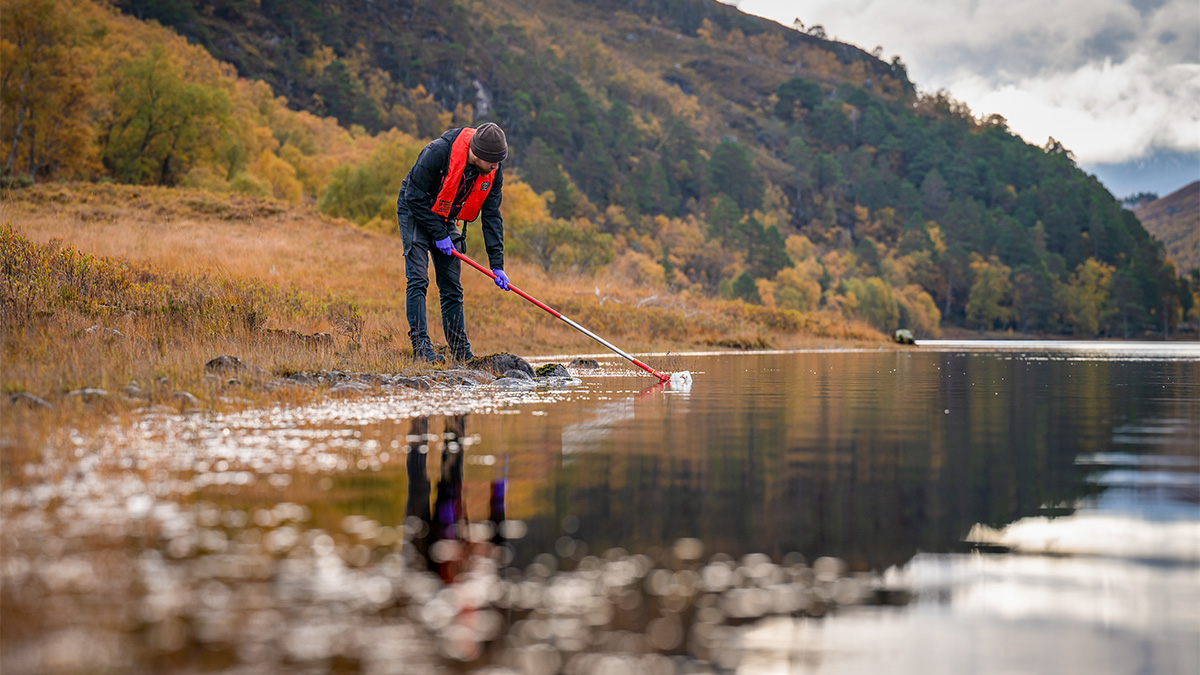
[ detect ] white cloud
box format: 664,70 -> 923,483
730,0 -> 1200,165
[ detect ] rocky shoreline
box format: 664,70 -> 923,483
8,352 -> 596,412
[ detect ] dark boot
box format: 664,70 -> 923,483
413,340 -> 444,364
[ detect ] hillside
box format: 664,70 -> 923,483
1134,181 -> 1199,276
4,0 -> 1196,336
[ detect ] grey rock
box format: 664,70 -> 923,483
123,384 -> 147,399
390,376 -> 432,391
446,368 -> 497,384
286,373 -> 313,385
470,353 -> 535,378
503,368 -> 532,380
569,357 -> 600,369
173,391 -> 201,407
10,392 -> 53,409
538,376 -> 582,388
329,381 -> 372,395
205,355 -> 245,374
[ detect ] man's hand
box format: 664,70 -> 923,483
492,269 -> 510,291
434,236 -> 455,256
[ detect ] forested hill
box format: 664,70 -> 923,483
6,0 -> 1195,335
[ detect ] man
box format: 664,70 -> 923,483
396,122 -> 510,363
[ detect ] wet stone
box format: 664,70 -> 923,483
569,357 -> 600,369
535,363 -> 570,378
504,369 -> 532,380
493,377 -> 538,390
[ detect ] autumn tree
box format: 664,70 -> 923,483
1063,258 -> 1115,337
99,45 -> 231,184
965,255 -> 1014,329
1,0 -> 98,181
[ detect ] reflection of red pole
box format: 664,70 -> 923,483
451,249 -> 671,383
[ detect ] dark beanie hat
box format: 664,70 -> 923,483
470,122 -> 508,163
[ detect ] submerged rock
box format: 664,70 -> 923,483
569,357 -> 600,369
492,376 -> 538,390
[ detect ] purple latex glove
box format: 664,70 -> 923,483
434,236 -> 455,255
492,269 -> 510,291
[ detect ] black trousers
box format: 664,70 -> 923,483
397,203 -> 470,356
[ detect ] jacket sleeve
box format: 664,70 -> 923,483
480,166 -> 504,270
401,138 -> 455,241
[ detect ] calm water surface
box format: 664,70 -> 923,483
2,341 -> 1197,674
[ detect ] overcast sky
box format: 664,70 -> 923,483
724,0 -> 1200,198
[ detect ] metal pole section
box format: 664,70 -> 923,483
450,249 -> 671,382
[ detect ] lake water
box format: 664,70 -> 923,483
2,341 -> 1198,674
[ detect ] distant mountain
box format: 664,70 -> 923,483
1133,181 -> 1199,276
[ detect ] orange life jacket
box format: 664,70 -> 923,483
431,128 -> 496,223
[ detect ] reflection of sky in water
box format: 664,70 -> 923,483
742,343 -> 1200,675
3,344 -> 1198,673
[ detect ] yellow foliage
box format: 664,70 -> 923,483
608,250 -> 666,289
895,284 -> 941,337
756,278 -> 777,308
249,150 -> 304,202
774,266 -> 821,312
821,249 -> 856,285
785,234 -> 816,262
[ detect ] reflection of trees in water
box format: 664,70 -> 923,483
516,355 -> 1185,571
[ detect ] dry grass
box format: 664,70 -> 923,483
1,183 -> 882,398
2,182 -> 882,352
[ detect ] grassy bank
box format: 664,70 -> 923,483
1,183 -> 882,406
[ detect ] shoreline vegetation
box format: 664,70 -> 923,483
2,182 -> 883,462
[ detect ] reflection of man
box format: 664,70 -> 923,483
404,415 -> 506,583
395,123 -> 510,364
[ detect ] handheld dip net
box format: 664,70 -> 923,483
452,249 -> 693,388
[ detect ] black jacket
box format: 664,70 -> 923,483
397,127 -> 505,270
